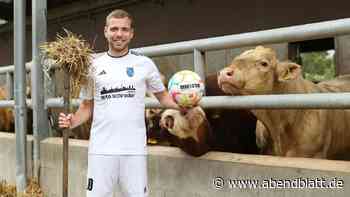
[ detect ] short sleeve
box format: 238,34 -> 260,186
79,66 -> 95,100
145,58 -> 166,93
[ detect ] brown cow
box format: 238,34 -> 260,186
0,86 -> 14,132
218,46 -> 350,159
0,86 -> 33,134
159,74 -> 259,156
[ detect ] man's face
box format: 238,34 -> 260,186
104,17 -> 134,53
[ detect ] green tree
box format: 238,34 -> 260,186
301,51 -> 335,82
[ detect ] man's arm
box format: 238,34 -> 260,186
153,90 -> 180,110
58,99 -> 93,129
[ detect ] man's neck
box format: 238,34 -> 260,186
108,48 -> 129,58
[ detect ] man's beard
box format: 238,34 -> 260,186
110,41 -> 128,53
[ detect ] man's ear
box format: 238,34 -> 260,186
104,26 -> 108,39
277,62 -> 302,82
130,28 -> 134,39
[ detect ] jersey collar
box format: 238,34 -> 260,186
107,50 -> 129,58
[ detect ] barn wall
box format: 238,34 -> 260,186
1,134 -> 348,197
0,132 -> 33,184
39,137 -> 350,197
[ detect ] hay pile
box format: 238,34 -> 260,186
40,29 -> 94,95
0,179 -> 43,197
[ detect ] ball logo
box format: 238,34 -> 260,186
180,83 -> 201,90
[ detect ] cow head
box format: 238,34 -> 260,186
159,106 -> 208,143
218,46 -> 302,95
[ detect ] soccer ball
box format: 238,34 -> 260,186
168,70 -> 205,108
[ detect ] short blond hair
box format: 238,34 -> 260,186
105,9 -> 133,27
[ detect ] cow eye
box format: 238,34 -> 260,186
260,61 -> 268,67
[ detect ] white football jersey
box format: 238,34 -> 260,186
80,51 -> 165,155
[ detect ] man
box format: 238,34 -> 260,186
58,9 -> 181,197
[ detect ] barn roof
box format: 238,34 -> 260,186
0,0 -> 141,29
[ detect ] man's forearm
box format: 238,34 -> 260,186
70,110 -> 91,129
70,100 -> 93,129
156,91 -> 180,110
160,97 -> 180,110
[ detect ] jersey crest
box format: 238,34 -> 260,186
127,67 -> 134,77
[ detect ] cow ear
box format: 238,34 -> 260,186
277,62 -> 302,82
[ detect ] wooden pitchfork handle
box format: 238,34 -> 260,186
63,69 -> 70,197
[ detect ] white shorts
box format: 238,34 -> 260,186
86,154 -> 148,197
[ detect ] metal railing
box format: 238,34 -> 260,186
2,18 -> 350,110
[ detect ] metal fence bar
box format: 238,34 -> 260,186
193,48 -> 206,92
0,99 -> 32,108
0,100 -> 14,107
0,62 -> 32,74
43,93 -> 350,109
6,72 -> 13,99
14,0 -> 27,192
201,94 -> 350,109
4,93 -> 350,109
45,97 -> 81,108
136,18 -> 350,57
32,0 -> 48,181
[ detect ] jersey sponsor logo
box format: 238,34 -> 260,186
100,85 -> 136,100
100,85 -> 135,95
87,178 -> 93,191
126,67 -> 134,77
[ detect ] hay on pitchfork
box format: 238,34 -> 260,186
40,29 -> 94,95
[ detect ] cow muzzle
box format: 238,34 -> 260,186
160,115 -> 175,130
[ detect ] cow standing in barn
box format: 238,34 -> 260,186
0,86 -> 14,132
158,74 -> 260,156
0,86 -> 33,134
218,46 -> 350,159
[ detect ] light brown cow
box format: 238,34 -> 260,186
0,86 -> 34,134
218,46 -> 350,159
0,86 -> 14,132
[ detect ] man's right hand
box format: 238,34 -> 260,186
58,113 -> 73,129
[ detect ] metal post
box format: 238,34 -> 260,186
6,72 -> 13,99
32,0 -> 49,181
14,0 -> 27,192
194,48 -> 206,94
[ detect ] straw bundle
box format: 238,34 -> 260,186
40,29 -> 94,95
0,179 -> 43,197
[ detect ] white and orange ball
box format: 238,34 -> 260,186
168,70 -> 205,108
